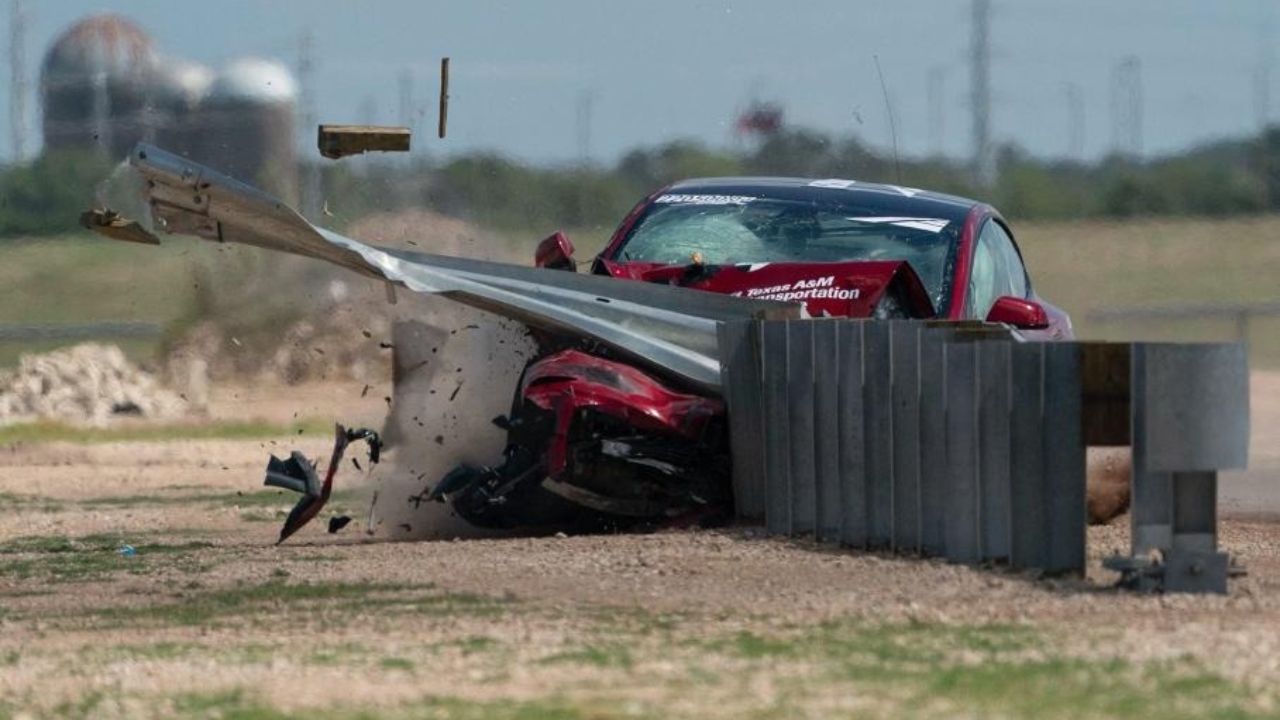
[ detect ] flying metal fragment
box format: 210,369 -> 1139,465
265,424 -> 382,544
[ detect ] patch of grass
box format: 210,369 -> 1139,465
104,641 -> 199,662
689,620 -> 1274,720
85,580 -> 506,630
540,643 -> 634,670
0,418 -> 331,445
379,656 -> 415,671
159,691 -> 606,720
0,534 -> 214,582
455,635 -> 499,655
79,488 -> 359,513
0,491 -> 64,513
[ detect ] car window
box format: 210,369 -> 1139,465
964,220 -> 1027,318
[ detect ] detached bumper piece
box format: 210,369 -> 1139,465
264,424 -> 382,544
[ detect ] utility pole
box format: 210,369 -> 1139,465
9,0 -> 26,162
576,90 -> 594,166
1064,82 -> 1084,159
297,29 -> 319,218
928,66 -> 944,157
1256,20 -> 1273,133
969,0 -> 993,185
397,68 -> 414,141
1110,55 -> 1143,159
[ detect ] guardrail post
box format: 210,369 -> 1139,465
761,320 -> 792,535
718,320 -> 766,522
786,320 -> 818,535
837,322 -> 868,547
813,320 -> 843,542
1112,342 -> 1250,593
890,321 -> 923,553
943,341 -> 981,564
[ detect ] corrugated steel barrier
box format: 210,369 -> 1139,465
718,318 -> 1250,591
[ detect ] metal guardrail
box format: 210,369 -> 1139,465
0,322 -> 162,341
719,319 -> 1251,591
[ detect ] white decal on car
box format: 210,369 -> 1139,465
808,179 -> 857,189
654,194 -> 755,205
739,275 -> 860,303
851,216 -> 949,233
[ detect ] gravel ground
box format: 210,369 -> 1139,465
0,377 -> 1276,718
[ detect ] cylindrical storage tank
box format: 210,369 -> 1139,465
153,58 -> 213,159
202,58 -> 298,203
40,14 -> 157,158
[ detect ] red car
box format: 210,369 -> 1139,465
429,177 -> 1072,529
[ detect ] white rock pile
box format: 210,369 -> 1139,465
0,343 -> 186,427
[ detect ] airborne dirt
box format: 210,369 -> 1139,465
0,376 -> 1278,718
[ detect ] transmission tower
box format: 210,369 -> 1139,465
1110,56 -> 1143,159
1064,82 -> 1084,159
969,0 -> 993,184
297,30 -> 319,218
8,0 -> 26,162
928,66 -> 944,157
1256,19 -> 1273,133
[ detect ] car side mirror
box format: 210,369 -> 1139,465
535,231 -> 576,271
985,296 -> 1049,329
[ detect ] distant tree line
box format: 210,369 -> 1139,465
5,127 -> 1280,238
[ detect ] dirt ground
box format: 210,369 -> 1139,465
0,376 -> 1278,719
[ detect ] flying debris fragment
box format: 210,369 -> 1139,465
317,124 -> 411,159
79,207 -> 160,245
264,424 -> 382,544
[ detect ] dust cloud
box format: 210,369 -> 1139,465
367,294 -> 536,540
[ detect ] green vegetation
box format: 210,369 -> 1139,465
539,643 -> 635,670
306,126 -> 1280,234
0,533 -> 213,582
81,580 -> 506,630
0,418 -> 330,445
0,148 -> 114,236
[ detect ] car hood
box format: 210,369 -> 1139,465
597,259 -> 936,318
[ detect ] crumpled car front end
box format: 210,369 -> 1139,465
427,348 -> 731,531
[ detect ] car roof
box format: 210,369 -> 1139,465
663,177 -> 980,225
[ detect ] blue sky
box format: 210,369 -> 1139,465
4,0 -> 1277,164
